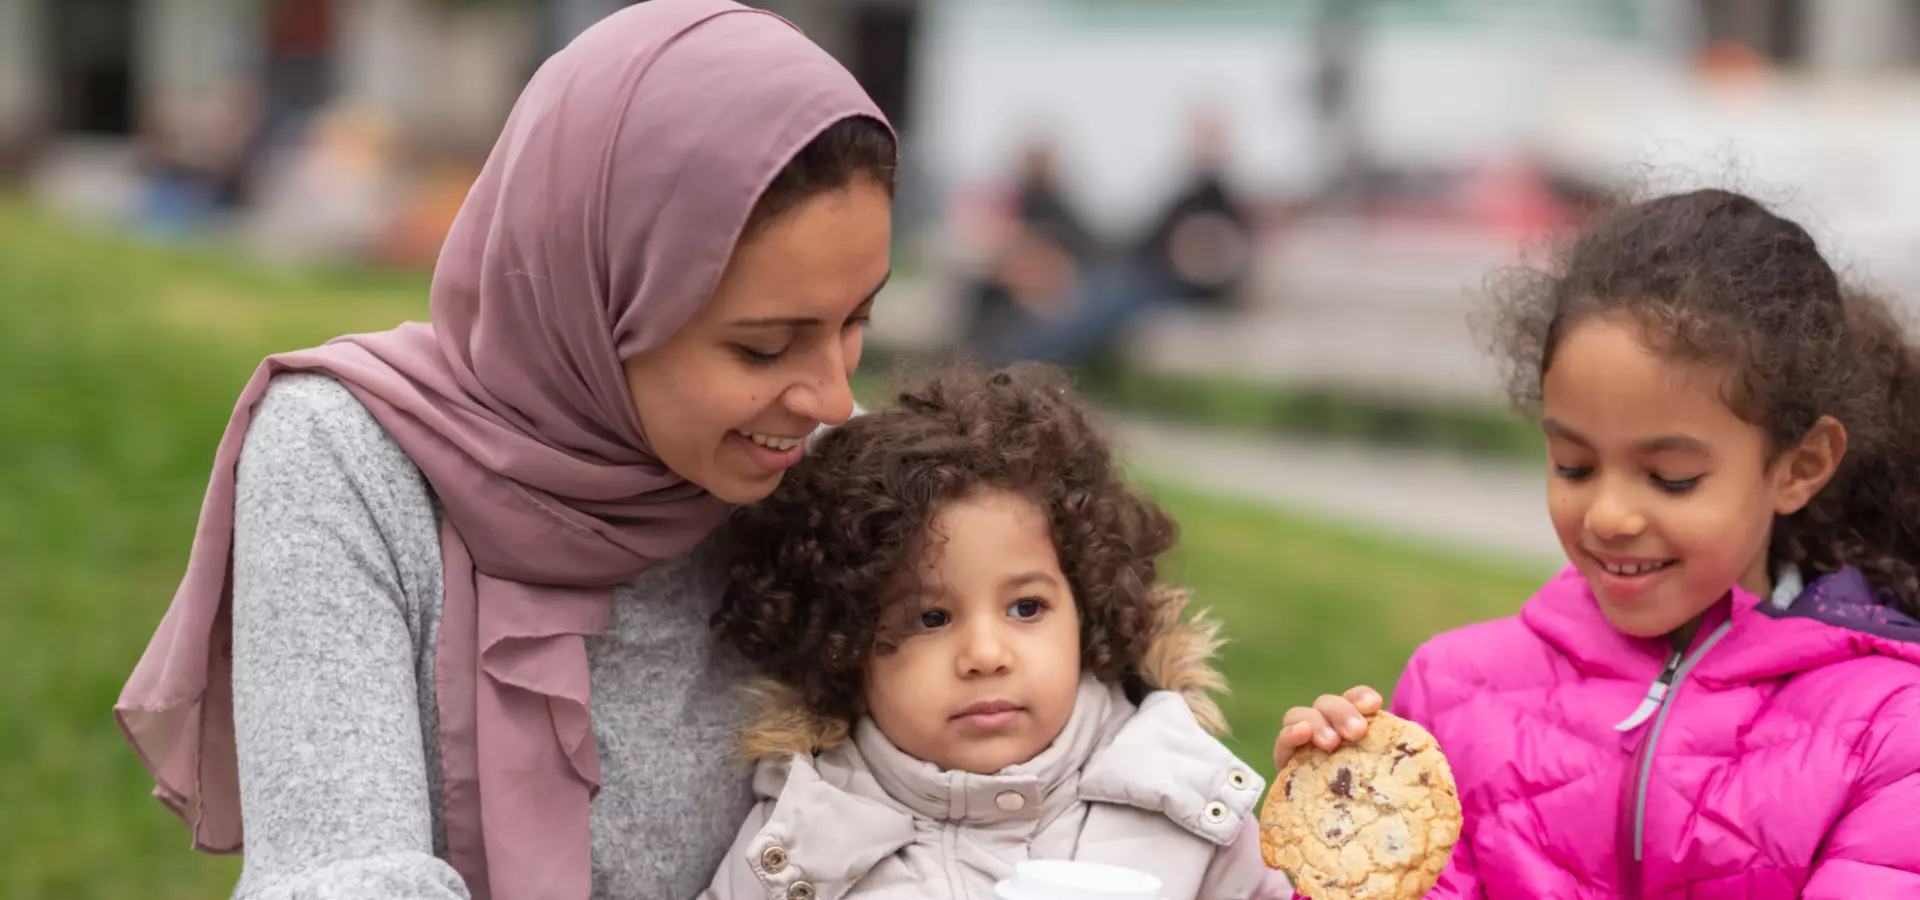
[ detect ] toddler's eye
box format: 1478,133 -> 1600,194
1009,598 -> 1045,620
918,609 -> 950,630
1553,464 -> 1594,481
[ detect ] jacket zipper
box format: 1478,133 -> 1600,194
1616,620 -> 1733,900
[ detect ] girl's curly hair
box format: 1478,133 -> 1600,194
1493,188 -> 1920,613
712,363 -> 1177,724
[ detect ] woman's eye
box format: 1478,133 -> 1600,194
733,344 -> 785,365
1009,598 -> 1045,620
1553,464 -> 1594,481
1652,474 -> 1702,494
917,609 -> 950,630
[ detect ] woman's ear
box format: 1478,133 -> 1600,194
1774,415 -> 1848,516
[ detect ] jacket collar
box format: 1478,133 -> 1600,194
850,673 -> 1123,826
1521,564 -> 1920,689
837,672 -> 1262,846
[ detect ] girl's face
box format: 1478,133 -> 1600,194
1541,314 -> 1842,640
864,489 -> 1083,774
622,179 -> 892,504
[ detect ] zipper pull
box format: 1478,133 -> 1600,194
1614,650 -> 1684,732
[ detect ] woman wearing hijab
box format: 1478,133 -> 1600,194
113,3 -> 895,898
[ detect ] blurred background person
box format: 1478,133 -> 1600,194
985,106 -> 1253,367
1137,106 -> 1255,312
959,135 -> 1098,359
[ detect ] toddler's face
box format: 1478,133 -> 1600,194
863,488 -> 1082,774
1541,315 -> 1836,639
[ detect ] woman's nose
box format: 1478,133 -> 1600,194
782,348 -> 856,426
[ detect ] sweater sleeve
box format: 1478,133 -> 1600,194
229,375 -> 467,900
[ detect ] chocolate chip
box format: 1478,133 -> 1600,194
1330,767 -> 1353,797
1419,771 -> 1431,785
1392,741 -> 1415,761
1284,772 -> 1295,800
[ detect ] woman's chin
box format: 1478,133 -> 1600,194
700,471 -> 783,505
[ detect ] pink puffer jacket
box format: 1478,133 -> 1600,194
1392,565 -> 1920,899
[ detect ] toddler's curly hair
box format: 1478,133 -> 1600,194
712,363 -> 1177,724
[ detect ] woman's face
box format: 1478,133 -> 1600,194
624,178 -> 892,504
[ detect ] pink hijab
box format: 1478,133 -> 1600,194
113,3 -> 889,898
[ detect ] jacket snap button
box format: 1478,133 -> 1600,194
759,845 -> 788,874
787,881 -> 816,900
1204,801 -> 1228,823
1229,770 -> 1251,790
995,790 -> 1027,812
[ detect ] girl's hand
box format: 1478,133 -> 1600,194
1273,686 -> 1383,767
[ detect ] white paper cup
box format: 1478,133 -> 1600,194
993,860 -> 1165,900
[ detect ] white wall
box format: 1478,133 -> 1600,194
1535,66 -> 1920,304
335,0 -> 536,151
910,0 -> 1664,235
140,0 -> 261,109
1806,0 -> 1920,72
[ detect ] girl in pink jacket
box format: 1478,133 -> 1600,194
1288,189 -> 1920,898
703,364 -> 1296,899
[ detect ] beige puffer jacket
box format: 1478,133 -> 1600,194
697,591 -> 1294,900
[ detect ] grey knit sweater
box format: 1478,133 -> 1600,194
227,374 -> 756,900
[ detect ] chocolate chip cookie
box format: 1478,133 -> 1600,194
1259,712 -> 1461,900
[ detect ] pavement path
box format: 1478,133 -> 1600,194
1113,416 -> 1563,568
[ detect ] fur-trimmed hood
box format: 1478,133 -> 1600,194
698,585 -> 1293,900
735,584 -> 1230,762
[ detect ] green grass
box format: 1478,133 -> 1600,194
1090,366 -> 1544,461
1152,483 -> 1547,778
0,199 -> 1549,898
0,201 -> 427,900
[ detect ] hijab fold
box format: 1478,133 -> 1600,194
114,3 -> 889,897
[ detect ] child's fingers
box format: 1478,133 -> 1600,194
1344,685 -> 1384,716
1280,707 -> 1337,747
1272,720 -> 1316,766
1314,693 -> 1371,742
1281,703 -> 1347,752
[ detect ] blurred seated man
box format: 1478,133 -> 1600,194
961,137 -> 1098,356
990,108 -> 1252,368
1136,107 -> 1252,309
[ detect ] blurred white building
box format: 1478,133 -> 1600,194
908,0 -> 1920,235
4,0 -> 1919,286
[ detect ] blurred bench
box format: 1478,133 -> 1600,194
875,223 -> 1523,408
